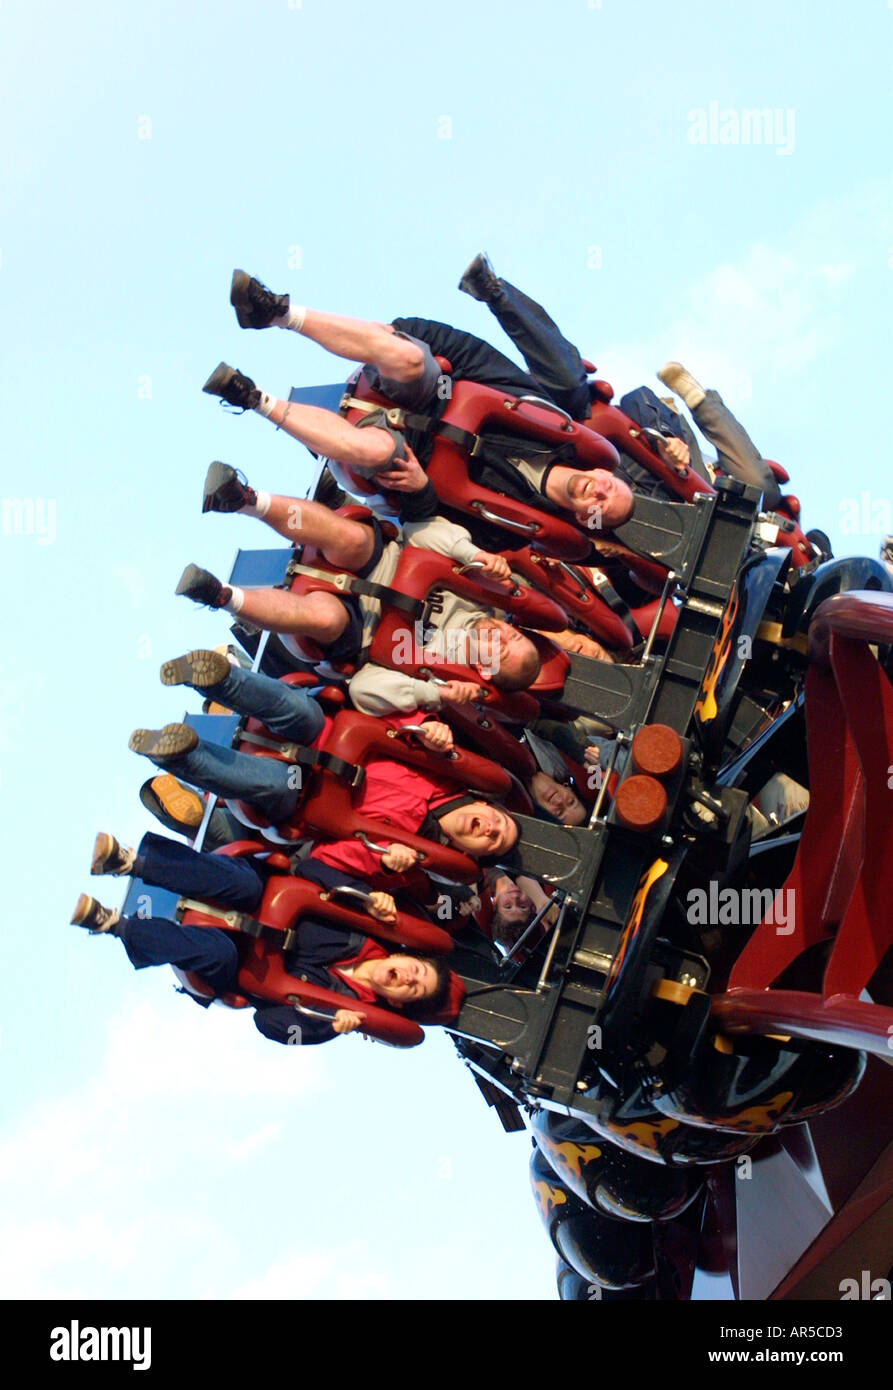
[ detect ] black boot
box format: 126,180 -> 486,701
202,362 -> 261,411
175,564 -> 229,609
230,269 -> 289,329
458,251 -> 501,302
202,461 -> 257,514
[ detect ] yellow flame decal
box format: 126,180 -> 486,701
545,1139 -> 602,1182
695,584 -> 741,724
532,1179 -> 568,1222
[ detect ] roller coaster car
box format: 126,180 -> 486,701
175,846 -> 464,1047
441,476 -> 893,1299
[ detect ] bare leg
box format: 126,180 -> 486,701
235,588 -> 350,644
260,398 -> 396,469
252,495 -> 375,570
295,309 -> 426,383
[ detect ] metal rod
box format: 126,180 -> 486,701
501,892 -> 560,966
536,895 -> 569,992
639,570 -> 676,665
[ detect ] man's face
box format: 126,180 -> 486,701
551,467 -> 634,530
529,771 -> 586,826
441,801 -> 519,856
366,955 -> 439,1006
474,619 -> 537,684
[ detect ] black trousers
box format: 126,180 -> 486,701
481,277 -> 592,421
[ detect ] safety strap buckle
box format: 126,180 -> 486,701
237,731 -> 366,791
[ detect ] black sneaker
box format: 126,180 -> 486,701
175,563 -> 229,609
71,893 -> 120,934
160,648 -> 231,690
91,832 -> 136,877
458,252 -> 500,302
230,269 -> 290,330
129,723 -> 200,764
203,362 -> 261,411
203,460 -> 257,514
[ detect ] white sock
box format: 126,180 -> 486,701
256,392 -> 277,418
241,490 -> 272,518
223,586 -> 245,615
275,304 -> 306,332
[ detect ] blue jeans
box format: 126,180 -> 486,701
119,916 -> 239,991
118,831 -> 266,989
204,664 -> 326,743
161,741 -> 300,823
134,830 -> 265,908
158,668 -> 323,822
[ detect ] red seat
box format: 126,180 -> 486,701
443,702 -> 540,779
228,708 -> 515,883
284,525 -> 569,716
177,947 -> 427,1047
336,371 -> 619,561
177,856 -> 471,1046
505,549 -> 678,653
585,400 -> 716,504
423,379 -> 620,562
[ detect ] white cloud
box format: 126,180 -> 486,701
226,1246 -> 391,1301
227,1122 -> 282,1160
601,242 -> 839,402
818,262 -> 856,289
109,561 -> 152,609
599,179 -> 892,405
0,1000 -> 329,1296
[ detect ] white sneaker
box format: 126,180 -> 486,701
657,361 -> 706,410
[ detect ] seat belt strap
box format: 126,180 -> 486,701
236,731 -> 366,790
285,557 -> 424,619
338,392 -> 481,455
176,896 -> 305,953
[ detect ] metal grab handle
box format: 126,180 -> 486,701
504,394 -> 574,430
321,884 -> 375,907
354,830 -> 427,862
286,994 -> 341,1023
557,559 -> 593,600
421,668 -> 487,695
470,501 -> 539,535
354,831 -> 391,854
453,560 -> 516,592
389,724 -> 458,758
286,994 -> 378,1043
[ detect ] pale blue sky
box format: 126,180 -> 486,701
1,0 -> 891,1300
